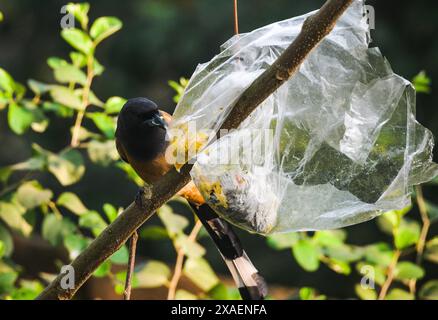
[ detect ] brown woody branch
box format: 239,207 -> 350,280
37,0 -> 353,300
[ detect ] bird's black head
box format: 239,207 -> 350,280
116,97 -> 168,161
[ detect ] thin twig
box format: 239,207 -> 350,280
167,220 -> 203,300
378,249 -> 401,300
123,230 -> 138,300
37,0 -> 354,300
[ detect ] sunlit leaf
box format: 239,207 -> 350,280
86,113 -> 116,139
419,280 -> 438,300
63,234 -> 90,259
103,203 -> 118,223
50,86 -> 83,110
298,287 -> 326,300
425,237 -> 438,264
110,246 -> 129,265
158,205 -> 189,237
79,211 -> 107,237
70,52 -> 87,68
183,257 -> 219,292
47,57 -> 69,69
0,272 -> 18,295
87,140 -> 119,166
0,67 -> 15,94
93,260 -> 111,278
47,148 -> 85,186
266,232 -> 299,250
394,262 -> 424,280
140,225 -> 168,240
355,284 -> 377,300
65,3 -> 89,30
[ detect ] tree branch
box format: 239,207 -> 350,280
37,0 -> 353,300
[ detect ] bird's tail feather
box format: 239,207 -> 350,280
189,203 -> 268,300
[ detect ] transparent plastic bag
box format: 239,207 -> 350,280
169,0 -> 438,235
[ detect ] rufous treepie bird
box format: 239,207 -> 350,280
115,97 -> 267,300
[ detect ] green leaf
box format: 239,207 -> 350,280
419,280 -> 438,300
183,257 -> 219,292
87,140 -> 119,166
364,243 -> 394,267
28,79 -> 52,95
16,180 -> 53,209
90,17 -> 122,44
79,211 -> 107,237
175,289 -> 198,300
8,103 -> 34,135
394,262 -> 425,280
298,287 -> 326,300
0,223 -> 13,257
61,28 -> 93,55
93,59 -> 105,76
208,283 -> 241,300
93,260 -> 111,278
86,113 -> 116,139
47,148 -> 85,186
314,230 -> 346,247
116,162 -> 143,186
424,201 -> 438,222
63,234 -> 90,259
355,284 -> 377,300
158,205 -> 189,237
54,64 -> 87,86
43,102 -> 74,118
42,214 -> 76,246
0,67 -> 15,94
50,86 -> 83,110
47,57 -> 69,69
10,280 -> 44,300
0,201 -> 31,236
65,3 -> 89,30
57,192 -> 88,215
140,225 -> 169,240
266,232 -> 299,250
394,220 -> 420,250
412,71 -> 431,94
325,258 -> 351,275
0,272 -> 18,295
103,203 -> 118,223
136,260 -> 170,288
110,246 -> 129,265
425,237 -> 438,264
385,288 -> 414,300
104,96 -> 127,114
175,234 -> 206,258
292,239 -> 320,272
0,11 -> 3,23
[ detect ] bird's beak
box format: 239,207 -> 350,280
145,113 -> 167,130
